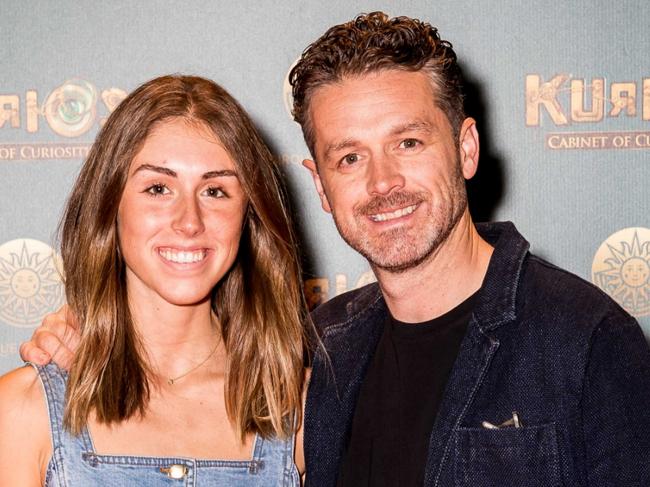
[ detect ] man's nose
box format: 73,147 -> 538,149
366,155 -> 405,196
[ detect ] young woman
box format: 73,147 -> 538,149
0,75 -> 309,486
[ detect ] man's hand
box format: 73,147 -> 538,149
19,304 -> 80,370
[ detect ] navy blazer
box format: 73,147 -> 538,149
305,222 -> 650,486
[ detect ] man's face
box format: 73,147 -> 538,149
304,69 -> 479,273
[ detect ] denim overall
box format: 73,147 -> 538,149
35,363 -> 300,486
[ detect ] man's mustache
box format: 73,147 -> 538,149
355,191 -> 426,216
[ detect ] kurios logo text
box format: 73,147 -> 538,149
526,74 -> 650,150
0,79 -> 127,161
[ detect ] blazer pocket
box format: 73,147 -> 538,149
453,423 -> 562,487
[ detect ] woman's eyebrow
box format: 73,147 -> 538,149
202,169 -> 238,179
132,164 -> 238,179
133,163 -> 177,177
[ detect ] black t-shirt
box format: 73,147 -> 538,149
337,292 -> 478,487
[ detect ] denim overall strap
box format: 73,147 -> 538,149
33,363 -> 95,487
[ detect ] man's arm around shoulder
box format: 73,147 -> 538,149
19,304 -> 80,369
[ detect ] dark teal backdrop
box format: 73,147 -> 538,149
1,0 -> 648,372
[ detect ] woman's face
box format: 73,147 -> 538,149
117,118 -> 247,308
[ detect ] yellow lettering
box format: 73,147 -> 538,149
526,74 -> 569,126
20,145 -> 34,159
548,135 -> 561,149
0,343 -> 18,357
0,146 -> 16,159
25,90 -> 40,133
635,133 -> 650,147
0,95 -> 20,128
335,274 -> 347,296
570,79 -> 604,122
610,82 -> 636,117
305,278 -> 329,309
355,270 -> 377,289
546,134 -> 610,149
641,78 -> 650,120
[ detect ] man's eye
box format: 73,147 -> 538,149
145,184 -> 170,196
204,186 -> 226,198
341,153 -> 359,165
399,138 -> 420,149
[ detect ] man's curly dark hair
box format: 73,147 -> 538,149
289,11 -> 466,157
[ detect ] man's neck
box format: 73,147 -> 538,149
373,213 -> 493,323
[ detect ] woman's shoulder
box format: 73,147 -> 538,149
0,363 -> 44,408
294,367 -> 311,477
0,364 -> 51,486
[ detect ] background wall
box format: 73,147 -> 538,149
1,0 -> 648,373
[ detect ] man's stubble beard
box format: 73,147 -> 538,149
331,165 -> 468,274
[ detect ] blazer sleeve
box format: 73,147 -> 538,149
581,313 -> 650,486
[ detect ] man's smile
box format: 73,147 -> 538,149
368,203 -> 418,222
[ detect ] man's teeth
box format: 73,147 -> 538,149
160,249 -> 206,263
370,204 -> 417,222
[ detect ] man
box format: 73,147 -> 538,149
23,12 -> 650,486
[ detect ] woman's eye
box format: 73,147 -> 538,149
399,138 -> 420,149
145,184 -> 170,196
204,186 -> 226,198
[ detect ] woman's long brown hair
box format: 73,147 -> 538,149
61,75 -> 308,440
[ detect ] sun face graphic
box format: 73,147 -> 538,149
592,228 -> 650,317
282,58 -> 299,121
0,239 -> 65,328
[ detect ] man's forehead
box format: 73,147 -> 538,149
306,70 -> 455,159
309,70 -> 440,120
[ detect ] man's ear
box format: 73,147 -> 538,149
302,159 -> 332,213
458,117 -> 480,180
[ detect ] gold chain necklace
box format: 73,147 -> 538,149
166,340 -> 220,386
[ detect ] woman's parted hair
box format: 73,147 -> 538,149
289,11 -> 466,156
62,74 -> 308,440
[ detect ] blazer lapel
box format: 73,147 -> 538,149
305,295 -> 387,487
423,320 -> 500,486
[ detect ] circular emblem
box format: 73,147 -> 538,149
0,239 -> 65,328
282,59 -> 299,121
355,270 -> 377,289
44,79 -> 98,138
101,87 -> 128,113
592,227 -> 650,317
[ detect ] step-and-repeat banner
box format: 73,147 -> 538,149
1,1 -> 648,372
